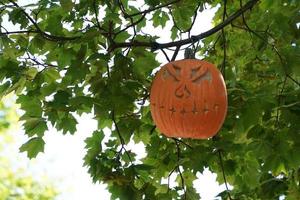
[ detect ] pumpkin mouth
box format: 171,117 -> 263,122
152,101 -> 221,116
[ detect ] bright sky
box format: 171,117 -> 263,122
2,1 -> 228,199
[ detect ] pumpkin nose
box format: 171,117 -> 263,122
175,83 -> 191,98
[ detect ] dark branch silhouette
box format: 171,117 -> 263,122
111,0 -> 259,51
218,150 -> 233,200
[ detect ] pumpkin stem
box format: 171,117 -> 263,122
184,48 -> 195,59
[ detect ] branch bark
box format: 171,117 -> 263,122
111,0 -> 259,51
0,30 -> 38,36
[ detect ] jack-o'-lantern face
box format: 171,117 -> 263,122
150,59 -> 227,139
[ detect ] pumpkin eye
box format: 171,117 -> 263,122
162,69 -> 169,80
172,64 -> 181,76
192,70 -> 212,84
162,64 -> 181,82
190,67 -> 200,79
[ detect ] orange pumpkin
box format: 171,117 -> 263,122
150,59 -> 227,139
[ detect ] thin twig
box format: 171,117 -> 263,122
169,7 -> 183,34
118,0 -> 137,36
111,110 -> 133,164
167,167 -> 177,192
116,13 -> 146,35
93,0 -> 107,33
161,49 -> 171,62
174,139 -> 186,199
276,76 -> 287,126
150,126 -> 156,135
23,53 -> 58,68
137,90 -> 149,106
126,0 -> 180,18
221,0 -> 227,77
187,3 -> 201,37
171,45 -> 181,61
287,74 -> 300,87
218,150 -> 232,200
173,138 -> 193,149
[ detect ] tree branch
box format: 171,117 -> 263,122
111,0 -> 259,51
0,30 -> 38,36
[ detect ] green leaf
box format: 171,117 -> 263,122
155,184 -> 168,195
22,118 -> 48,137
171,26 -> 178,40
131,49 -> 159,76
44,68 -> 61,83
25,67 -> 38,80
247,124 -> 264,139
19,137 -> 45,159
153,11 -> 169,28
56,114 -> 77,135
2,77 -> 26,96
181,170 -> 196,187
145,0 -> 160,7
60,0 -> 73,12
17,95 -> 43,117
8,8 -> 29,29
115,31 -> 131,43
0,81 -> 11,99
45,12 -> 63,35
186,187 -> 200,200
172,4 -> 193,30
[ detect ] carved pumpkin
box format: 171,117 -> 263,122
150,59 -> 227,139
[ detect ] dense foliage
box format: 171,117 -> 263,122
0,0 -> 299,199
0,101 -> 58,199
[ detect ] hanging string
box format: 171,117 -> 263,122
218,149 -> 233,200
